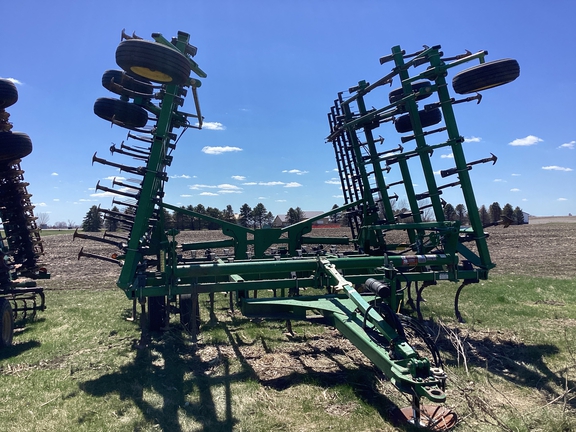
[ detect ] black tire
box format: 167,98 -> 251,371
394,108 -> 442,133
101,70 -> 154,96
116,39 -> 191,85
0,79 -> 18,110
389,81 -> 433,105
0,298 -> 14,347
452,59 -> 520,94
93,97 -> 149,129
148,296 -> 166,332
0,132 -> 33,162
179,294 -> 200,332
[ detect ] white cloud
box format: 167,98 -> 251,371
258,181 -> 285,186
199,192 -> 218,196
196,122 -> 225,130
511,173 -> 521,176
36,202 -> 47,207
282,169 -> 308,175
201,146 -> 242,155
276,199 -> 287,202
493,179 -> 506,182
542,166 -> 573,172
325,179 -> 340,185
171,174 -> 191,179
284,182 -> 302,188
104,176 -> 126,181
180,194 -> 192,198
510,188 -> 520,192
231,175 -> 246,181
509,135 -> 543,146
464,136 -> 481,143
218,184 -> 242,190
558,197 -> 568,201
51,172 -> 59,176
189,184 -> 217,190
242,182 -> 258,186
53,198 -> 60,202
441,153 -> 454,159
559,141 -> 575,150
90,191 -> 116,197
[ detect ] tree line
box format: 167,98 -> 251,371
81,200 -> 526,232
81,202 -> 310,232
391,200 -> 525,226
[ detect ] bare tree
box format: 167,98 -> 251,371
37,212 -> 50,228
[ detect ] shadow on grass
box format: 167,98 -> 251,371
0,340 -> 41,360
0,317 -> 45,360
427,318 -> 576,410
80,317 -> 421,432
80,326 -> 247,431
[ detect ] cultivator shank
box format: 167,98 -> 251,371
78,33 -> 518,429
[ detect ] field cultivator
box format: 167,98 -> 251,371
77,31 -> 518,429
0,79 -> 49,348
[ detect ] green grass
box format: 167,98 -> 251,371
1,275 -> 575,431
38,229 -> 76,237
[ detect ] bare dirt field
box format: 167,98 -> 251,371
528,215 -> 576,225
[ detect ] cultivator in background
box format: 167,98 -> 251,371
0,79 -> 48,348
77,31 -> 518,429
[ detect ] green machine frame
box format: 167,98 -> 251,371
78,32 -> 519,427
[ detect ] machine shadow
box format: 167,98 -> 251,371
80,326 -> 247,431
428,319 -> 576,409
80,318 -> 421,431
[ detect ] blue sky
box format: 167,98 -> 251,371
2,1 -> 574,226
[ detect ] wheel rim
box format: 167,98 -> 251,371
130,66 -> 173,83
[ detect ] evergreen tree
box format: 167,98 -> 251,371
104,205 -> 120,232
252,203 -> 269,228
186,205 -> 196,230
264,211 -> 274,227
174,206 -> 190,230
82,205 -> 103,232
443,203 -> 456,221
286,207 -> 305,225
162,208 -> 174,229
502,203 -> 514,222
489,202 -> 502,224
513,206 -> 525,225
206,207 -> 223,230
455,204 -> 467,224
194,204 -> 206,230
239,203 -> 253,228
478,205 -> 490,226
222,205 -> 236,223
